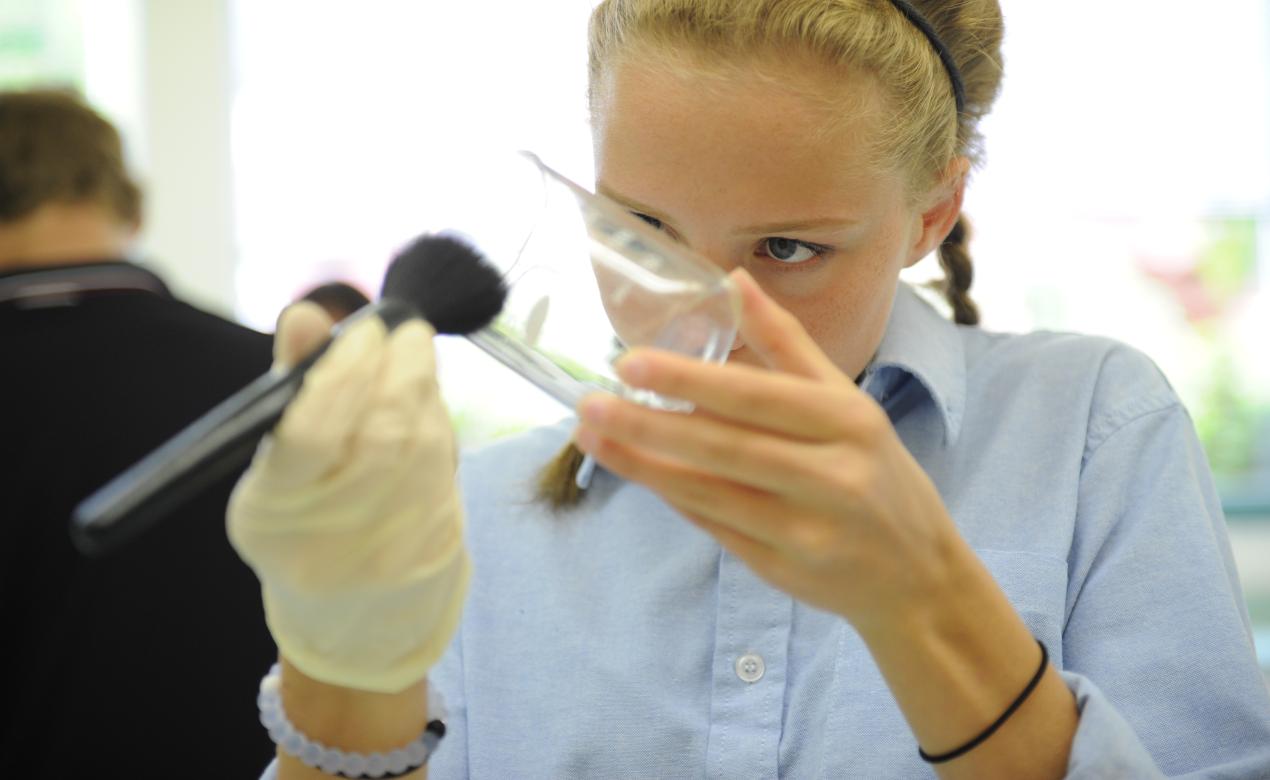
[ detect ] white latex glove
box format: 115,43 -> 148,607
228,302 -> 469,693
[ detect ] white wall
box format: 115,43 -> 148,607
135,0 -> 237,316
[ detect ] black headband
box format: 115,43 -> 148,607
886,0 -> 966,114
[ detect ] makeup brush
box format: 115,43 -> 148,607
71,234 -> 507,557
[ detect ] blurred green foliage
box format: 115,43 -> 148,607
1194,353 -> 1267,476
1186,217 -> 1269,505
1196,217 -> 1257,307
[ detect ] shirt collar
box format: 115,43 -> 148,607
861,282 -> 967,446
0,260 -> 169,308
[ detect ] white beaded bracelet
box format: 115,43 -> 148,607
257,663 -> 446,779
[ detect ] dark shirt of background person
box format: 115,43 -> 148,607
0,87 -> 277,778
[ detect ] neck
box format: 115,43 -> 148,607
0,203 -> 136,271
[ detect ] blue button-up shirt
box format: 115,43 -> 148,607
262,284 -> 1270,778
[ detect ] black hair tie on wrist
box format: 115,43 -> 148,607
918,638 -> 1050,764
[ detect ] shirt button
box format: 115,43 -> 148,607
735,653 -> 765,683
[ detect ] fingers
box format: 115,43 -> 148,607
268,316 -> 388,486
677,506 -> 784,580
381,319 -> 440,410
578,394 -> 827,498
614,349 -> 862,442
730,269 -> 841,382
357,319 -> 448,461
275,301 -> 336,369
574,425 -> 791,549
603,267 -> 878,442
577,421 -> 839,563
240,317 -> 454,538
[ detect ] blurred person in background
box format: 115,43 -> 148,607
0,88 -> 276,777
297,280 -> 371,323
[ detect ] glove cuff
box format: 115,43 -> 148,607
263,549 -> 471,694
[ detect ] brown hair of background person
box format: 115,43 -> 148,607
0,87 -> 141,223
0,88 -> 277,777
0,88 -> 143,272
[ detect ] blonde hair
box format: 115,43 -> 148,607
539,0 -> 1005,507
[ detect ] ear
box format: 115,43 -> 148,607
904,156 -> 969,268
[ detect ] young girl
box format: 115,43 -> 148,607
233,2 -> 1270,777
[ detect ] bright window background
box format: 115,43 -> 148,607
0,0 -> 143,166
5,0 -> 1268,672
229,0 -> 599,442
226,2 -> 1270,501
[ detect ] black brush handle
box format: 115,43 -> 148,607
70,299 -> 416,557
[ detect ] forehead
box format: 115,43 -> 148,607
592,51 -> 896,219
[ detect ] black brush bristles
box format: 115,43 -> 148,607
381,234 -> 507,336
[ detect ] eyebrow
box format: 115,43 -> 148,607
596,186 -> 666,223
733,217 -> 859,235
597,185 -> 858,236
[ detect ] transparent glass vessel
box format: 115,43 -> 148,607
460,152 -> 740,411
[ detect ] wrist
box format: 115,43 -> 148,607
847,538 -> 1076,777
852,531 -> 1031,687
849,517 -> 973,642
270,659 -> 441,779
280,657 -> 430,754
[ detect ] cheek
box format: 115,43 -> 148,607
783,293 -> 876,375
759,253 -> 899,375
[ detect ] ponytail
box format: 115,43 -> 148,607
536,441 -> 589,509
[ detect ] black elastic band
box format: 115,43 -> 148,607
886,0 -> 966,114
918,639 -> 1049,764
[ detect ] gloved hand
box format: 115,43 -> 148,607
228,302 -> 469,693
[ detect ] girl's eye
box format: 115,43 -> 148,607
631,212 -> 663,230
763,237 -> 825,264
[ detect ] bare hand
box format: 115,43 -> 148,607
574,270 -> 959,628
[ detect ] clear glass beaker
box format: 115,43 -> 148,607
458,151 -> 740,411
